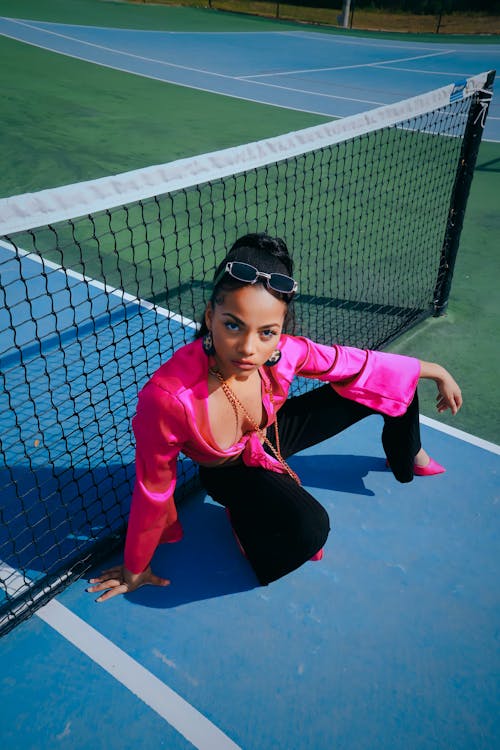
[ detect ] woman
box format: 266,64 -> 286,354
88,233 -> 462,601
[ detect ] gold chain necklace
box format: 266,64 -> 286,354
209,368 -> 300,485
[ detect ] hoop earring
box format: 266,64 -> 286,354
202,330 -> 216,356
264,350 -> 281,367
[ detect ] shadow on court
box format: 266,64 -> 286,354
91,452 -> 387,610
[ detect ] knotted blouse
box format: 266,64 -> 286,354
124,335 -> 420,573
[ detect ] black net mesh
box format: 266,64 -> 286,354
0,92 -> 482,634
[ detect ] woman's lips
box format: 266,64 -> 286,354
231,360 -> 255,370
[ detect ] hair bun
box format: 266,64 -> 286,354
228,233 -> 293,275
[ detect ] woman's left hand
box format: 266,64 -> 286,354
87,564 -> 170,602
435,372 -> 462,415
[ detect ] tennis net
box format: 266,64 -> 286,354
0,70 -> 495,635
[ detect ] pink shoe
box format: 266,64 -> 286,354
413,457 -> 446,476
385,457 -> 446,476
310,549 -> 324,561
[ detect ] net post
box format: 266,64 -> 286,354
433,69 -> 496,317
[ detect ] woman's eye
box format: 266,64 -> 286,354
261,329 -> 278,339
224,321 -> 239,331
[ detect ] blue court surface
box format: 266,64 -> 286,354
1,17 -> 500,750
1,415 -> 499,749
0,16 -> 499,140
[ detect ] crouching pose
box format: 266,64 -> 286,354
88,233 -> 462,600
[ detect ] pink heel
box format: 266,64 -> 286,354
310,549 -> 324,561
386,457 -> 446,476
413,457 -> 446,476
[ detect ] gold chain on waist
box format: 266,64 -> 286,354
209,368 -> 300,485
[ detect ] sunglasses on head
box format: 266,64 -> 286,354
214,261 -> 298,295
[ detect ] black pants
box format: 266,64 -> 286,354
199,385 -> 421,586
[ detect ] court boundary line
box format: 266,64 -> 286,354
0,239 -> 198,330
1,16 -> 240,81
38,600 -> 243,750
3,16 -> 465,52
0,563 -> 242,750
420,414 -> 500,455
0,25 -> 339,130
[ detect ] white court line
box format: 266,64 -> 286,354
374,64 -> 473,77
0,17 -> 451,99
0,562 -> 242,750
236,77 -> 385,106
2,16 -> 456,51
2,18 -> 496,132
237,49 -> 454,79
280,29 -> 457,52
6,17 -> 452,85
1,17 -> 241,81
38,601 -> 243,750
420,415 -> 500,455
0,239 -> 198,330
0,26 -> 337,120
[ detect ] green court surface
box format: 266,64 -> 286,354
0,33 -> 328,198
1,0 -> 499,443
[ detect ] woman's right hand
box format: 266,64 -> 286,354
87,564 -> 170,602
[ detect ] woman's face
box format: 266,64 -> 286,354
205,284 -> 287,380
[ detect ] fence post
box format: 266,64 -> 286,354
433,70 -> 496,316
339,0 -> 352,28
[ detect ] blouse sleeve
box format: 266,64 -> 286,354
291,336 -> 421,417
124,381 -> 186,574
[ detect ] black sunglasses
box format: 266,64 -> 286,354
214,261 -> 298,294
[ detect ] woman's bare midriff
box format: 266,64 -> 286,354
197,430 -> 266,469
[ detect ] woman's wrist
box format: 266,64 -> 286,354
419,360 -> 448,383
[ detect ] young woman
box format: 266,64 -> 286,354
88,233 -> 462,601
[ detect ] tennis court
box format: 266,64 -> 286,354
1,3 -> 499,749
1,14 -> 499,137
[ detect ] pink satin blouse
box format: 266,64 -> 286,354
124,335 -> 420,573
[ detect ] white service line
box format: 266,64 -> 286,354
36,599 -> 243,750
237,49 -> 455,79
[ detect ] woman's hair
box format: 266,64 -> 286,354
197,233 -> 296,337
